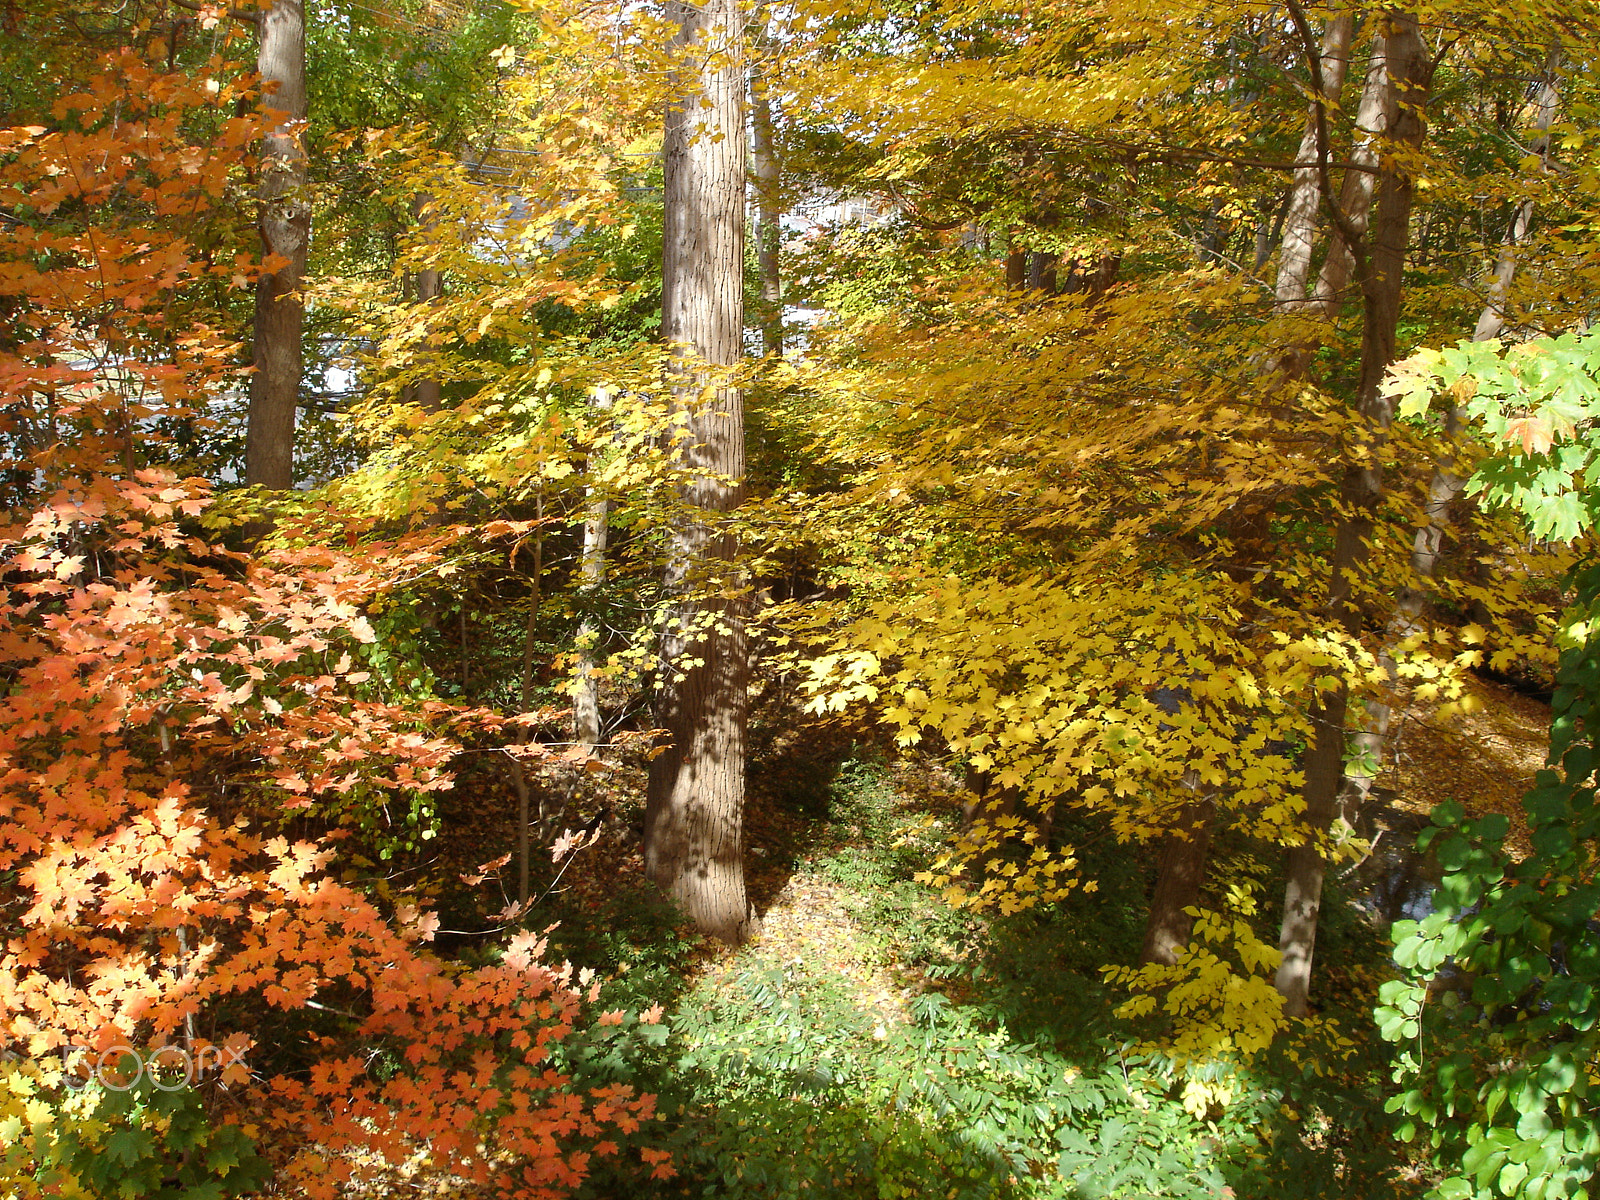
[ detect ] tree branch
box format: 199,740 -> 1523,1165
170,0 -> 260,25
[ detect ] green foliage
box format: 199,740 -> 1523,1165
0,1060 -> 269,1200
1380,564 -> 1600,1199
651,962 -> 1229,1200
1389,329 -> 1600,540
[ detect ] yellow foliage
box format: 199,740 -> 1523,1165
770,248 -> 1568,1070
0,1058 -> 103,1199
1105,909 -> 1287,1067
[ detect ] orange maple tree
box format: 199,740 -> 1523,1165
0,34 -> 665,1198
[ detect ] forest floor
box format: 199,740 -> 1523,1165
1382,673 -> 1551,859
438,671 -> 1554,1199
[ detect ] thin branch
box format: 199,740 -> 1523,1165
169,0 -> 261,24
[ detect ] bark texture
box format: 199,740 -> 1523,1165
1273,12 -> 1354,310
1139,790 -> 1216,967
245,0 -> 308,490
1275,13 -> 1433,1017
1026,250 -> 1058,294
645,0 -> 756,945
573,387 -> 615,752
1005,236 -> 1027,290
1312,30 -> 1392,314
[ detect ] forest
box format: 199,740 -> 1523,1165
3,0 -> 1600,1196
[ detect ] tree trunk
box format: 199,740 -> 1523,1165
1060,253 -> 1122,301
645,0 -> 756,945
1275,13 -> 1433,1017
1140,788 -> 1215,966
512,510 -> 543,908
1005,234 -> 1027,290
407,195 -> 444,411
749,36 -> 783,357
1274,11 -> 1354,311
1311,30 -> 1392,315
245,0 -> 308,490
573,387 -> 615,752
1026,250 -> 1058,294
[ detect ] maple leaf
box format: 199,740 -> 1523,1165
551,829 -> 580,862
1504,415 -> 1554,456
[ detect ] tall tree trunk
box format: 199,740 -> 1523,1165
511,507 -> 543,908
645,0 -> 756,945
749,35 -> 783,357
1275,13 -> 1433,1017
245,0 -> 308,490
573,387 -> 615,752
1274,11 -> 1354,311
406,195 -> 444,411
1311,30 -> 1392,315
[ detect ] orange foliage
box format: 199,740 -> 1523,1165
0,34 -> 659,1198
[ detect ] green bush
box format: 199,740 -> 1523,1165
0,1057 -> 268,1200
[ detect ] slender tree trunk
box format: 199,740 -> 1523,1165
645,0 -> 756,945
1255,193 -> 1292,273
512,510 -> 543,908
407,195 -> 444,411
1312,30 -> 1392,315
245,0 -> 308,490
573,387 -> 615,752
1274,12 -> 1354,311
1275,13 -> 1433,1017
749,37 -> 783,357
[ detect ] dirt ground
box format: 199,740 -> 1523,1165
1383,673 -> 1551,859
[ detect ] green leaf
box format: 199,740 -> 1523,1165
1499,1161 -> 1529,1194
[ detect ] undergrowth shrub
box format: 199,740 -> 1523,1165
0,1057 -> 269,1200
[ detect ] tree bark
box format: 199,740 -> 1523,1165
1005,234 -> 1027,290
245,0 -> 308,490
1274,11 -> 1354,311
749,34 -> 783,357
1060,253 -> 1121,301
1275,13 -> 1433,1017
1140,788 -> 1215,967
1026,250 -> 1058,294
573,387 -> 615,752
512,509 -> 543,907
645,0 -> 756,945
406,195 -> 444,412
1311,30 -> 1392,315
